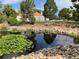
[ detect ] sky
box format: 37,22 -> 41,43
0,0 -> 73,11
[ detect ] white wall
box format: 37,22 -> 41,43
34,16 -> 45,22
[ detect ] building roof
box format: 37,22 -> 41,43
34,12 -> 42,16
17,11 -> 42,17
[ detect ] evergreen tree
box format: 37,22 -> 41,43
3,5 -> 16,17
43,0 -> 58,20
58,8 -> 72,20
20,0 -> 35,20
71,0 -> 79,21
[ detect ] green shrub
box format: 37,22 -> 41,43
0,34 -> 34,56
9,31 -> 21,34
28,16 -> 35,24
7,17 -> 21,26
0,15 -> 7,23
74,36 -> 79,44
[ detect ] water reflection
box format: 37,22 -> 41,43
35,33 -> 49,51
34,33 -> 74,50
51,35 -> 74,47
24,32 -> 74,51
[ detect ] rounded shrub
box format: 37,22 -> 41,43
0,15 -> 7,23
0,34 -> 34,56
7,17 -> 21,26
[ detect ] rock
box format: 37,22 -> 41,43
53,55 -> 64,59
15,45 -> 79,59
16,55 -> 25,59
12,57 -> 16,59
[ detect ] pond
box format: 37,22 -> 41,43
23,32 -> 74,51
2,32 -> 75,59
34,33 -> 74,51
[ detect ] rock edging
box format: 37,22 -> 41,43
15,45 -> 79,59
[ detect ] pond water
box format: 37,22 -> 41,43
34,33 -> 74,51
34,33 -> 49,51
50,35 -> 74,46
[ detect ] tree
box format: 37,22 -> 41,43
34,9 -> 42,13
43,0 -> 58,20
58,8 -> 72,20
20,0 -> 35,21
3,5 -> 16,17
20,1 -> 28,19
71,0 -> 79,21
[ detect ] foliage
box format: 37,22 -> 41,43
9,31 -> 21,34
43,0 -> 58,20
58,8 -> 72,20
34,9 -> 42,13
0,12 -> 2,16
21,0 -> 35,21
74,36 -> 79,44
71,0 -> 79,9
72,10 -> 79,21
70,33 -> 79,44
71,0 -> 79,21
0,15 -> 7,23
20,0 -> 34,19
0,34 -> 34,56
28,15 -> 35,24
20,1 -> 28,19
7,16 -> 21,26
3,5 -> 16,17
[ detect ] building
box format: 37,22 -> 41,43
16,11 -> 47,22
34,11 -> 45,22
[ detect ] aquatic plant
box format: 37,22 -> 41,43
0,34 -> 34,56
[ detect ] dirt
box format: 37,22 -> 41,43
9,23 -> 79,36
